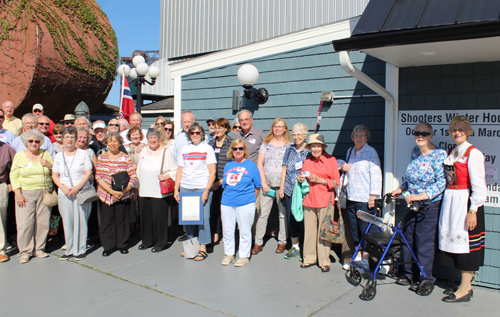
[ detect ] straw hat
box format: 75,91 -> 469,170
306,133 -> 327,149
61,114 -> 76,122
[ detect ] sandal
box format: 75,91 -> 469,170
180,251 -> 184,257
194,251 -> 208,261
300,263 -> 316,268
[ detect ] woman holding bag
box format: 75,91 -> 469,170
52,127 -> 93,261
136,128 -> 177,253
10,129 -> 53,264
297,134 -> 340,273
95,132 -> 137,256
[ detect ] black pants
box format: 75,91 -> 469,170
210,187 -> 223,238
99,200 -> 130,251
139,196 -> 169,249
402,200 -> 441,281
284,194 -> 302,238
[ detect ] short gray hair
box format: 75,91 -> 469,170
181,110 -> 196,122
75,117 -> 90,126
351,124 -> 371,141
146,127 -> 161,140
237,109 -> 252,120
292,122 -> 308,137
22,113 -> 37,125
21,129 -> 45,146
103,132 -> 124,146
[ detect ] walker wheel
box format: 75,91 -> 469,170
359,280 -> 377,301
345,267 -> 362,286
416,279 -> 434,296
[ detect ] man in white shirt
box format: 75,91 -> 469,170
120,112 -> 148,145
11,113 -> 55,157
0,109 -> 15,145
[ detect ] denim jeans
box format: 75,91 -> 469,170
180,187 -> 212,245
346,200 -> 377,249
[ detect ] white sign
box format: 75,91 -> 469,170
397,110 -> 500,207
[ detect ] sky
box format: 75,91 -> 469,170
95,0 -> 161,107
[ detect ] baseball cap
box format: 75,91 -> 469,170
206,117 -> 217,123
33,104 -> 44,111
93,122 -> 106,130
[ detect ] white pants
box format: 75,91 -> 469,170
0,183 -> 8,254
58,190 -> 91,256
255,188 -> 287,245
221,203 -> 255,258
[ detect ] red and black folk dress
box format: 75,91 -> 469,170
439,141 -> 487,271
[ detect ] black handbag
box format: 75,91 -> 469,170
112,171 -> 130,191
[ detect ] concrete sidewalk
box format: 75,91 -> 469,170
0,238 -> 497,317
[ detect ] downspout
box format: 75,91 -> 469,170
339,51 -> 398,222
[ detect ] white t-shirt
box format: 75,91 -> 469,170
52,149 -> 92,187
178,143 -> 216,189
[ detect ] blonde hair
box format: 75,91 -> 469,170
449,115 -> 474,136
263,118 -> 291,145
227,139 -> 249,159
155,126 -> 168,146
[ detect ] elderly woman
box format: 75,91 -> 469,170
95,133 -> 137,256
231,118 -> 241,137
174,122 -> 216,261
52,123 -> 65,153
339,125 -> 382,265
76,128 -> 97,169
297,134 -> 340,272
10,129 -> 53,263
125,126 -> 146,165
136,128 -> 177,252
392,122 -> 446,287
279,123 -> 311,259
107,119 -> 120,134
439,116 -> 487,303
52,127 -> 93,261
208,118 -> 234,244
220,139 -> 261,267
252,118 -> 291,255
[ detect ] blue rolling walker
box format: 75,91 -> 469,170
345,194 -> 435,301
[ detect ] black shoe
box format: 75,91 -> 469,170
138,244 -> 150,250
396,276 -> 412,286
120,248 -> 129,254
177,234 -> 188,242
321,266 -> 330,273
443,288 -> 473,297
151,247 -> 163,253
102,249 -> 113,257
442,293 -> 471,303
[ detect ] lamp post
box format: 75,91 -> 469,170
237,63 -> 269,104
117,55 -> 160,114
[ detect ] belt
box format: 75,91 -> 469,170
0,179 -> 6,184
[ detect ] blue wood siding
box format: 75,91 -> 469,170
400,62 -> 500,289
181,43 -> 386,162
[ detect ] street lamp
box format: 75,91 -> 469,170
117,55 -> 160,113
237,63 -> 269,104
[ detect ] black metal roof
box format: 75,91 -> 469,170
333,0 -> 500,51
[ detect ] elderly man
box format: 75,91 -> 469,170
120,112 -> 147,145
206,116 -> 217,143
2,101 -> 23,137
0,109 -> 15,145
11,114 -> 55,157
118,118 -> 129,132
32,104 -> 55,142
60,114 -> 75,127
173,110 -> 196,161
91,121 -> 107,154
0,141 -> 16,263
235,110 -> 266,164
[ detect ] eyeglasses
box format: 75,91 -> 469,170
273,125 -> 285,129
232,147 -> 244,151
109,123 -> 119,127
38,122 -> 50,126
165,128 -> 173,132
413,131 -> 431,137
28,139 -> 41,144
190,131 -> 202,136
353,134 -> 367,139
233,126 -> 242,130
33,109 -> 42,113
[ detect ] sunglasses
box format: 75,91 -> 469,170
108,123 -> 119,127
165,128 -> 173,132
64,122 -> 74,125
232,147 -> 244,151
413,131 -> 431,137
190,131 -> 202,136
207,122 -> 215,126
54,132 -> 62,135
0,115 -> 4,119
28,139 -> 41,144
33,109 -> 42,113
38,122 -> 50,126
233,126 -> 242,130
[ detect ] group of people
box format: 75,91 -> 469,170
0,101 -> 486,302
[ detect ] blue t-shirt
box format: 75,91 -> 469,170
221,159 -> 262,207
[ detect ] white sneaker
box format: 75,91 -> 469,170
221,255 -> 234,266
234,257 -> 249,267
342,263 -> 350,271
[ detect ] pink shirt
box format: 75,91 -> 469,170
302,152 -> 340,208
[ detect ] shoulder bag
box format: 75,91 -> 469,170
159,148 -> 175,195
41,150 -> 58,207
338,147 -> 352,209
63,151 -> 99,205
320,194 -> 345,244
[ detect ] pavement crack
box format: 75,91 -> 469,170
309,287 -> 356,316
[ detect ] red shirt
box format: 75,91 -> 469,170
301,152 -> 340,208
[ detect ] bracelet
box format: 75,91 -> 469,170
469,210 -> 477,215
174,186 -> 179,189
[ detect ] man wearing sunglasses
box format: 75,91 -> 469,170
0,109 -> 15,145
32,104 -> 55,142
10,113 -> 55,157
1,101 -> 22,137
206,117 -> 217,143
60,114 -> 76,127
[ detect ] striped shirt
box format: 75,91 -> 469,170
95,152 -> 137,205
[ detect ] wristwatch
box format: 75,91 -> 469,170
469,210 -> 477,215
